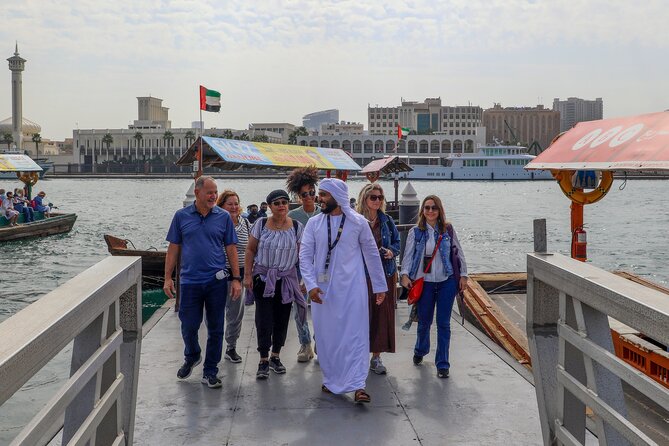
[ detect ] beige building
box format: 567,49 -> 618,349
368,98 -> 483,137
483,104 -> 560,150
131,96 -> 171,129
248,123 -> 297,144
320,122 -> 364,136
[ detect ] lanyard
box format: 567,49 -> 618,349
324,213 -> 346,271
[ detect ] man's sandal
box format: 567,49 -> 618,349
321,384 -> 332,393
354,389 -> 370,404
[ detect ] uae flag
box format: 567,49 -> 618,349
199,86 -> 221,112
397,125 -> 411,140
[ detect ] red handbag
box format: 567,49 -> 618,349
407,234 -> 443,305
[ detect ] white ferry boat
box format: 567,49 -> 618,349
398,144 -> 553,180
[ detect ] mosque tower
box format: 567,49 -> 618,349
7,43 -> 26,151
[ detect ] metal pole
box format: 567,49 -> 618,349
399,182 -> 420,260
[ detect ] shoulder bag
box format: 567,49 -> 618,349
407,233 -> 443,305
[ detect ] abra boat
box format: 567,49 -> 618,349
104,234 -> 166,288
396,143 -> 554,180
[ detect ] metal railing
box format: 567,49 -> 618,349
0,256 -> 142,446
527,249 -> 669,445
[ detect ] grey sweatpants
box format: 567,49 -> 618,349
224,283 -> 245,350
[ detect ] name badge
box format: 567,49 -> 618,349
318,271 -> 330,282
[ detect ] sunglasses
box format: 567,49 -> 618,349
423,205 -> 439,212
271,199 -> 289,206
300,190 -> 316,199
368,194 -> 384,202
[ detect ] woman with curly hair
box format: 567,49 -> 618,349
286,166 -> 320,362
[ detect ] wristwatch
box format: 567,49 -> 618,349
231,276 -> 242,282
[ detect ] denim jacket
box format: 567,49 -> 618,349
406,225 -> 453,281
378,211 -> 401,276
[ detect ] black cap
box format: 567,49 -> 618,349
266,189 -> 290,204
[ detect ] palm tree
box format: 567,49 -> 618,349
184,130 -> 195,148
252,134 -> 269,143
288,126 -> 309,145
102,132 -> 114,158
32,133 -> 42,159
2,133 -> 14,151
134,131 -> 143,160
223,129 -> 233,139
239,132 -> 250,141
162,130 -> 174,149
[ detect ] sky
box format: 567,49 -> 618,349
1,0 -> 667,140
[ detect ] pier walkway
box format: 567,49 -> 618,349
134,303 -> 543,445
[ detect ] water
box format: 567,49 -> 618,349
0,177 -> 667,442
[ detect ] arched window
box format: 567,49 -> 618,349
364,140 -> 373,153
453,140 -> 463,153
441,140 -> 451,154
430,140 -> 440,153
419,140 -> 428,153
408,140 -> 417,153
353,140 -> 362,153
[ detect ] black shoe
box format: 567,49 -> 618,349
413,355 -> 423,366
437,368 -> 449,378
269,356 -> 286,374
177,357 -> 201,379
256,360 -> 270,379
201,374 -> 222,388
225,348 -> 242,363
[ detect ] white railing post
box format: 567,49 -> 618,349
119,280 -> 142,445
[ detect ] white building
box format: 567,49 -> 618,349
320,121 -> 364,136
553,97 -> 603,132
248,123 -> 297,144
297,130 -> 486,168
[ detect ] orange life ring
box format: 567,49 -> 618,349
554,170 -> 613,205
16,171 -> 39,186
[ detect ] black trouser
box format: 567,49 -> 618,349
253,275 -> 293,358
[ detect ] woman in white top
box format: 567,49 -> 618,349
400,195 -> 468,379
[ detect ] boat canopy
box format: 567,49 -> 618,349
0,154 -> 42,172
525,111 -> 669,171
361,156 -> 413,175
176,137 -> 361,171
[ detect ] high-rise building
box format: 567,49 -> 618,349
368,98 -> 483,137
302,109 -> 339,131
553,97 -> 603,132
483,104 -> 560,150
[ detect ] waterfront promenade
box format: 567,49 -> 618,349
133,303 -> 543,445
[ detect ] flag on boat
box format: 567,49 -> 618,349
397,125 -> 410,140
199,86 -> 221,112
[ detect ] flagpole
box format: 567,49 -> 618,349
198,106 -> 203,179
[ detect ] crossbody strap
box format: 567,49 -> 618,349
422,234 -> 443,274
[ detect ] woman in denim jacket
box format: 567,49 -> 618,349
356,183 -> 401,375
400,195 -> 467,378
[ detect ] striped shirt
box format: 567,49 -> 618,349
225,215 -> 250,266
250,218 -> 304,272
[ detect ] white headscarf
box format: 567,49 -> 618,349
318,178 -> 364,223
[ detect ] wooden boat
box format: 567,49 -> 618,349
0,212 -> 77,242
104,234 -> 167,288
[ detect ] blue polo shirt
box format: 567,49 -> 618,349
166,204 -> 238,284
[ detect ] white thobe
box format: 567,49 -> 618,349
299,212 -> 388,394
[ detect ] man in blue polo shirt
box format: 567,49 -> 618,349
164,175 -> 242,388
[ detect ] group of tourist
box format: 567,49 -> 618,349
164,168 -> 467,404
0,187 -> 51,226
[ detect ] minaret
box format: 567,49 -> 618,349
7,42 -> 26,151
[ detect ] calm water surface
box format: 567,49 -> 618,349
0,177 -> 667,441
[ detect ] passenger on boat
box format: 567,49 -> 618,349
356,183 -> 400,376
286,166 -> 321,363
243,189 -> 306,380
0,189 -> 20,226
216,189 -> 250,365
400,195 -> 468,379
164,175 -> 242,389
33,191 -> 51,218
13,188 -> 35,223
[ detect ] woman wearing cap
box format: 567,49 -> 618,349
244,189 -> 307,380
356,183 -> 400,375
216,190 -> 250,364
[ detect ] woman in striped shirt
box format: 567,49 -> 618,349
217,190 -> 250,364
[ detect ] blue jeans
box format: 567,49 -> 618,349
414,277 -> 457,370
293,299 -> 311,345
179,278 -> 228,376
15,204 -> 34,222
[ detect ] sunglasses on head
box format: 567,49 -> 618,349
423,205 -> 439,212
300,190 -> 316,199
368,194 -> 384,202
272,199 -> 289,206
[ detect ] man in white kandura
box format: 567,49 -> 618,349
299,178 -> 387,404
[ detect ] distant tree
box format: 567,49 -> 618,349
184,130 -> 195,148
2,133 -> 14,150
32,133 -> 42,159
210,133 -> 221,138
252,134 -> 269,142
223,129 -> 234,139
239,132 -> 250,141
288,126 -> 309,145
163,130 -> 174,148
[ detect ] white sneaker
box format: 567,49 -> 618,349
297,343 -> 314,362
